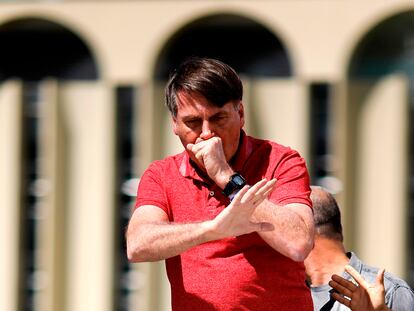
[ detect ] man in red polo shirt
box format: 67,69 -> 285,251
126,57 -> 314,310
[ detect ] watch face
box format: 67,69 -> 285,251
223,173 -> 246,197
233,175 -> 245,186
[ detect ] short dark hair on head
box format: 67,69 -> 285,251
310,186 -> 343,242
165,57 -> 243,117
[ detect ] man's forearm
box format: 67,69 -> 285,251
126,221 -> 215,262
252,200 -> 314,261
127,179 -> 277,262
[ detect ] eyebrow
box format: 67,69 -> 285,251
181,111 -> 228,122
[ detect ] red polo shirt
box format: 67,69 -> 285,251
135,132 -> 313,311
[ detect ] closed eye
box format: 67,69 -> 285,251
210,114 -> 228,124
184,118 -> 202,129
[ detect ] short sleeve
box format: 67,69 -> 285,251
269,150 -> 311,208
135,161 -> 169,214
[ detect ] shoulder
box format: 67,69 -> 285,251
247,135 -> 303,161
382,271 -> 414,301
144,152 -> 185,174
350,253 -> 414,305
247,135 -> 294,151
139,153 -> 186,188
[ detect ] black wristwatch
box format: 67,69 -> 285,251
222,173 -> 246,197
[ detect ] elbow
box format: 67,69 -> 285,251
126,240 -> 142,262
126,224 -> 162,262
126,235 -> 161,263
288,246 -> 311,262
126,241 -> 150,263
126,247 -> 139,263
126,231 -> 149,263
287,237 -> 314,262
290,218 -> 315,262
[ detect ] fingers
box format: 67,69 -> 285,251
234,178 -> 276,205
231,184 -> 250,202
375,268 -> 385,286
331,273 -> 359,291
250,221 -> 274,232
329,274 -> 356,308
186,137 -> 220,154
238,179 -> 266,204
331,292 -> 352,308
187,143 -> 205,166
344,264 -> 368,288
329,274 -> 357,298
255,178 -> 277,197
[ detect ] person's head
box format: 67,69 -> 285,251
310,186 -> 343,242
166,57 -> 245,162
165,57 -> 243,118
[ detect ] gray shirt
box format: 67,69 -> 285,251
310,252 -> 414,311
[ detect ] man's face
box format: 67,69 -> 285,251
172,91 -> 245,162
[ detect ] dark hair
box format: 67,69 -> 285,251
310,186 -> 343,242
165,57 -> 243,117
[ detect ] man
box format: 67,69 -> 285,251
305,186 -> 414,311
126,57 -> 315,310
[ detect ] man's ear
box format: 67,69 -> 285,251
172,116 -> 178,135
238,101 -> 245,128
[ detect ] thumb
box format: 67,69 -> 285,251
250,221 -> 274,232
376,268 -> 385,286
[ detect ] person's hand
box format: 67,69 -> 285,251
329,265 -> 390,311
187,136 -> 233,187
208,178 -> 277,239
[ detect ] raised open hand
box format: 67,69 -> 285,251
329,265 -> 389,311
209,178 -> 277,239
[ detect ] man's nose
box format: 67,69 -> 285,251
199,121 -> 215,140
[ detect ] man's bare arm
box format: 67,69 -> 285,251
126,206 -> 212,262
126,179 -> 276,262
252,201 -> 314,262
186,135 -> 314,261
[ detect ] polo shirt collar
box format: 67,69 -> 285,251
347,252 -> 363,274
178,130 -> 253,182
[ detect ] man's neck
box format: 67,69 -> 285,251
305,237 -> 350,286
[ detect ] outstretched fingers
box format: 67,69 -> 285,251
375,268 -> 385,287
214,178 -> 277,237
329,274 -> 357,298
344,265 -> 368,288
331,291 -> 352,308
250,220 -> 274,232
255,178 -> 277,197
329,276 -> 354,308
233,178 -> 276,206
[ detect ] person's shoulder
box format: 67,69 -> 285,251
347,252 -> 414,306
383,270 -> 414,293
145,151 -> 186,172
383,271 -> 414,308
356,255 -> 414,296
247,134 -> 300,155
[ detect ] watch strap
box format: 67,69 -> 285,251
222,173 -> 246,197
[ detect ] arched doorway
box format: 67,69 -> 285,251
0,17 -> 98,81
154,13 -> 292,80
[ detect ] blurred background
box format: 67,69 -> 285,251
0,0 -> 413,310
